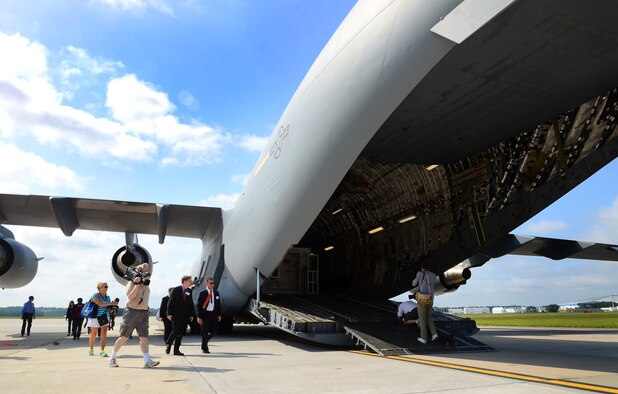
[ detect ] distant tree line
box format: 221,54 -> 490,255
544,304 -> 560,312
578,301 -> 614,309
0,306 -> 67,317
0,306 -> 158,317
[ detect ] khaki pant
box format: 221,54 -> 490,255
417,299 -> 437,340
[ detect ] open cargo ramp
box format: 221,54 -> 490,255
246,294 -> 493,355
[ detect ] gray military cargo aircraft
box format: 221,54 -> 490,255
1,0 -> 618,344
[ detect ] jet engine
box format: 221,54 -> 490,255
0,237 -> 40,289
111,244 -> 153,286
434,265 -> 471,294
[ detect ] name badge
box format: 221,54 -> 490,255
185,291 -> 190,296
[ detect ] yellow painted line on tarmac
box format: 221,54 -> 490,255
349,350 -> 618,394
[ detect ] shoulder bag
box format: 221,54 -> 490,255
95,294 -> 109,326
414,273 -> 433,306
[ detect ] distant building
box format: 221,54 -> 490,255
491,306 -> 524,314
558,303 -> 579,312
463,307 -> 491,314
447,308 -> 465,314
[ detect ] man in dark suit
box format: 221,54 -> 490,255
159,287 -> 173,345
196,277 -> 222,354
166,276 -> 194,356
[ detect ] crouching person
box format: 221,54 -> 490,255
109,263 -> 159,368
397,297 -> 419,326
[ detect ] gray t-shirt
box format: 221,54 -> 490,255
412,270 -> 437,295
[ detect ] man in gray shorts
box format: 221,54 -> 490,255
109,263 -> 159,368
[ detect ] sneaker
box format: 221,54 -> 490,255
99,351 -> 108,357
417,337 -> 427,344
144,359 -> 160,368
431,333 -> 439,341
88,349 -> 94,356
109,358 -> 118,367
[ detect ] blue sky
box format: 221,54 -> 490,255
1,0 -> 616,309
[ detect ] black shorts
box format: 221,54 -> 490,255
402,309 -> 418,321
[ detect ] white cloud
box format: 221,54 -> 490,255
521,219 -> 569,235
231,173 -> 250,186
0,33 -> 155,160
0,32 -> 48,81
107,74 -> 231,166
2,226 -> 201,308
93,0 -> 175,16
238,134 -> 269,153
585,197 -> 618,242
0,32 -> 230,167
0,142 -> 85,193
199,193 -> 240,209
107,74 -> 174,123
55,46 -> 123,101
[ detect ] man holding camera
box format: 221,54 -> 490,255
109,263 -> 159,368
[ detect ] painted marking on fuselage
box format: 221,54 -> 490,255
270,124 -> 289,159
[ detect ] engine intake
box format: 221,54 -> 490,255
0,237 -> 39,289
111,244 -> 152,285
435,266 -> 472,294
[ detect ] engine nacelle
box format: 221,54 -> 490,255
434,266 -> 472,295
111,244 -> 152,286
0,237 -> 39,289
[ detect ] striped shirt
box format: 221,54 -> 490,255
90,292 -> 111,317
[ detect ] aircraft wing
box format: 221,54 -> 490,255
0,193 -> 221,243
466,234 -> 618,268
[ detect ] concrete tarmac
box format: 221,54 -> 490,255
1,318 -> 617,393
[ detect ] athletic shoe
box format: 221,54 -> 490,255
417,337 -> 427,344
144,359 -> 160,368
431,333 -> 439,341
99,351 -> 108,357
109,358 -> 118,367
88,349 -> 94,356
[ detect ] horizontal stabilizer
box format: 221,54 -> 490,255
468,234 -> 618,267
0,193 -> 222,243
430,0 -> 516,44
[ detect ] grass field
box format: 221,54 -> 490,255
457,312 -> 618,328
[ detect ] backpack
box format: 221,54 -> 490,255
80,301 -> 97,318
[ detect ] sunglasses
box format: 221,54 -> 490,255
102,285 -> 108,288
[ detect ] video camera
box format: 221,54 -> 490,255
123,267 -> 151,286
